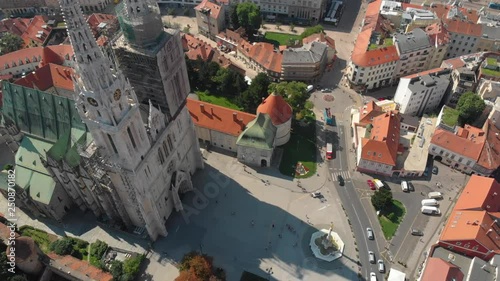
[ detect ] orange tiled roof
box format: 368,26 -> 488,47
420,257 -> 464,281
477,120 -> 500,171
428,3 -> 479,22
237,38 -> 252,58
187,98 -> 255,136
216,29 -> 243,44
0,222 -> 19,243
14,63 -> 74,92
431,125 -> 486,161
441,57 -> 465,69
21,15 -> 51,46
454,175 -> 500,212
256,92 -> 293,125
302,33 -> 335,50
195,0 -> 222,19
360,111 -> 401,166
47,253 -> 113,281
0,45 -> 73,74
404,67 -> 445,79
425,23 -> 451,47
0,18 -> 29,36
182,33 -> 214,61
443,19 -> 482,37
248,42 -> 282,73
359,101 -> 384,125
86,13 -> 117,35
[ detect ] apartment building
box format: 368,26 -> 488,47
425,23 -> 450,69
195,0 -> 225,40
394,68 -> 451,116
446,67 -> 477,107
259,0 -> 327,23
281,41 -> 328,83
444,20 -> 482,59
393,28 -> 433,80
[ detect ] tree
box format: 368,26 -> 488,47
50,238 -> 75,256
456,92 -> 486,126
371,189 -> 393,211
238,73 -> 271,113
123,255 -> 145,279
212,67 -> 248,97
269,81 -> 308,116
229,4 -> 240,29
0,33 -> 23,55
176,252 -> 217,281
109,260 -> 124,281
300,25 -> 324,39
236,2 -> 262,35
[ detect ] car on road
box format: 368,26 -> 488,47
367,180 -> 376,190
321,88 -> 332,93
367,228 -> 374,240
370,272 -> 377,281
337,175 -> 345,186
377,97 -> 385,101
378,259 -> 385,273
311,192 -> 321,198
411,229 -> 424,236
369,251 -> 375,263
432,166 -> 439,175
408,182 -> 415,191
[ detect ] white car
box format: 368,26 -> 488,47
369,251 -> 375,264
367,228 -> 374,240
311,192 -> 321,198
370,272 -> 377,281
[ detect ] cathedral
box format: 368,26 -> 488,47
54,0 -> 203,240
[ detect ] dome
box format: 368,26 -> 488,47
256,92 -> 293,125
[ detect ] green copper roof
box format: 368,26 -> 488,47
47,127 -> 90,168
1,82 -> 86,142
15,136 -> 57,204
236,113 -> 277,150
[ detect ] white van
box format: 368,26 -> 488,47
401,181 -> 409,192
428,192 -> 443,199
421,206 -> 440,215
421,199 -> 439,206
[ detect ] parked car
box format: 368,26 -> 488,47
367,227 -> 374,240
337,175 -> 345,186
428,192 -> 443,199
369,251 -> 375,263
378,259 -> 385,273
408,182 -> 415,191
432,166 -> 439,175
370,272 -> 377,281
367,180 -> 376,190
401,181 -> 409,192
411,229 -> 424,236
311,192 -> 321,198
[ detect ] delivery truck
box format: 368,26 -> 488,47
421,206 -> 440,215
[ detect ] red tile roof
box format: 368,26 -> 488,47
195,0 -> 223,19
404,67 -> 445,79
431,125 -> 486,161
86,13 -> 117,35
182,33 -> 214,61
359,101 -> 384,125
248,42 -> 282,73
361,111 -> 401,166
47,253 -> 113,281
441,57 -> 466,69
237,38 -> 252,58
15,63 -> 74,92
443,19 -> 482,37
420,257 -> 464,281
0,18 -> 30,37
302,33 -> 335,51
216,28 -> 243,45
0,45 -> 73,74
429,4 -> 480,22
425,23 -> 451,47
257,92 -> 293,125
477,120 -> 500,171
21,15 -> 51,46
454,175 -> 500,212
187,98 -> 255,136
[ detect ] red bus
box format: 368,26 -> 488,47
326,143 -> 333,160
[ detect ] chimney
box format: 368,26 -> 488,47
200,104 -> 204,112
233,112 -> 237,121
261,97 -> 265,103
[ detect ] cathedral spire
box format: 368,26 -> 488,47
116,0 -> 163,48
59,0 -> 115,92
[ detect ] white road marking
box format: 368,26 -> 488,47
317,205 -> 330,211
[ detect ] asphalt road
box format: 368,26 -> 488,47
326,124 -> 384,280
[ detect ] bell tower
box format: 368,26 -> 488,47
117,0 -> 163,49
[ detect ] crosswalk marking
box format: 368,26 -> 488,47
331,171 -> 351,180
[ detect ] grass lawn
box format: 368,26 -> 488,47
264,31 -> 301,47
19,225 -> 58,253
481,67 -> 500,77
196,91 -> 242,110
378,200 -> 406,240
442,107 -> 460,127
279,121 -> 317,178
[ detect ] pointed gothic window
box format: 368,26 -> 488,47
158,148 -> 165,164
167,135 -> 173,151
83,43 -> 87,51
87,54 -> 92,62
163,141 -> 169,158
127,127 -> 137,149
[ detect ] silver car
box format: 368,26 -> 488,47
367,227 -> 374,240
369,251 -> 375,264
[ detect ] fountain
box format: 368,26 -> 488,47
309,224 -> 344,262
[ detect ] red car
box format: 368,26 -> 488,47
377,98 -> 385,101
367,180 -> 376,190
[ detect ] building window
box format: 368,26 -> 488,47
127,127 -> 136,149
167,135 -> 174,151
158,148 -> 165,164
107,134 -> 118,154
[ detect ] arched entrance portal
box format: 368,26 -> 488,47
261,159 -> 267,167
434,156 -> 442,162
170,170 -> 194,212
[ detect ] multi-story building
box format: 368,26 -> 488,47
0,0 -> 111,15
425,23 -> 450,69
56,0 -> 203,240
281,41 -> 328,83
488,96 -> 500,129
478,56 -> 500,82
443,20 -> 482,59
446,67 -> 477,107
259,0 -> 327,23
393,28 -> 433,80
475,25 -> 500,53
477,80 -> 500,102
246,42 -> 283,82
301,32 -> 336,62
195,0 -> 225,40
394,68 -> 451,116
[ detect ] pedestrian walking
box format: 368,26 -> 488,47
272,224 -> 275,228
